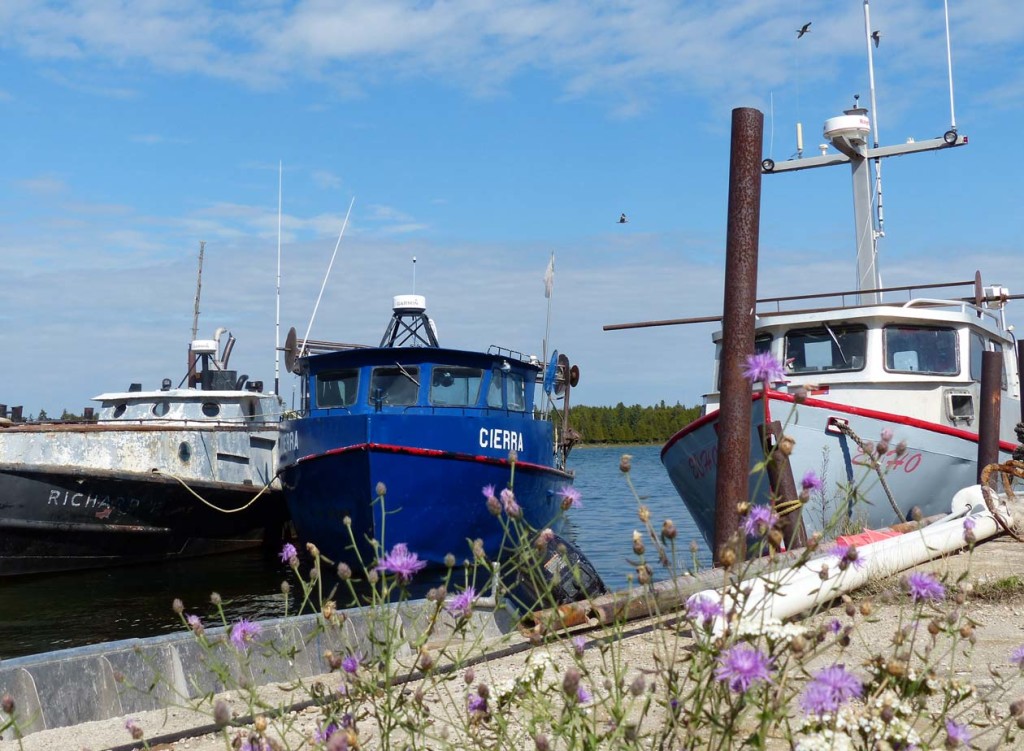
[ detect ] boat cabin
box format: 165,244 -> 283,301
706,286 -> 1020,435
297,347 -> 541,418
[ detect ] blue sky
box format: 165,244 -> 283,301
1,0 -> 1022,417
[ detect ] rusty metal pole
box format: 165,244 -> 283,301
977,349 -> 1002,485
1018,341 -> 1024,423
713,107 -> 764,565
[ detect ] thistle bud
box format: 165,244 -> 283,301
254,715 -> 268,733
1010,698 -> 1024,717
632,530 -> 646,556
172,598 -> 184,614
210,592 -> 222,606
337,562 -> 352,580
778,435 -> 795,456
1,694 -> 14,714
619,454 -> 632,473
214,699 -> 231,727
562,667 -> 581,697
661,519 -> 677,541
719,547 -> 736,568
375,481 -> 387,497
638,505 -> 650,523
444,553 -> 456,568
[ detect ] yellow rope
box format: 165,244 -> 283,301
773,497 -> 804,516
155,469 -> 281,514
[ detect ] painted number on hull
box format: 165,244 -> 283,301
853,448 -> 924,473
479,428 -> 524,452
279,431 -> 298,454
689,446 -> 718,479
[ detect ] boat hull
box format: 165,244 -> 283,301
280,414 -> 572,567
0,465 -> 287,576
661,390 -> 1014,550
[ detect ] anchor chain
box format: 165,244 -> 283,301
834,421 -> 904,524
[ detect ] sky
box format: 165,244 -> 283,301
1,0 -> 1023,418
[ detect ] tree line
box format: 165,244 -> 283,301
559,401 -> 701,444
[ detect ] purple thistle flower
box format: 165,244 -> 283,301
743,505 -> 778,538
375,542 -> 428,583
799,664 -> 863,715
1010,644 -> 1024,668
280,542 -> 298,564
315,722 -> 339,742
558,485 -> 583,509
741,352 -> 785,384
481,484 -> 497,501
905,571 -> 946,603
801,470 -> 823,493
229,619 -> 262,650
341,654 -> 360,674
963,516 -> 976,532
445,587 -> 476,618
714,644 -> 772,693
576,685 -> 592,704
467,692 -> 487,714
880,427 -> 894,443
830,542 -> 865,570
945,717 -> 971,747
186,614 -> 202,629
687,594 -> 724,626
500,487 -> 521,517
572,635 -> 586,656
827,618 -> 843,635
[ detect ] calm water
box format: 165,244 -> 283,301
0,445 -> 709,660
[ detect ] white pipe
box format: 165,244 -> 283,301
692,485 -> 1011,635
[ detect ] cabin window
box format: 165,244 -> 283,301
785,325 -> 866,374
317,369 -> 360,408
369,366 -> 420,406
152,401 -> 170,417
202,402 -> 220,417
429,366 -> 483,406
507,372 -> 526,411
485,370 -> 527,411
487,371 -> 504,408
883,326 -> 957,375
969,334 -> 1007,389
112,404 -> 126,418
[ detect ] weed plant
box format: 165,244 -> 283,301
3,357 -> 1024,750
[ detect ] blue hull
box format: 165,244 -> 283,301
281,414 -> 572,567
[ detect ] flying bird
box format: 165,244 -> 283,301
871,30 -> 881,48
618,213 -> 628,224
797,22 -> 811,38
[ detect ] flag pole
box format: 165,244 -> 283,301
542,252 -> 555,368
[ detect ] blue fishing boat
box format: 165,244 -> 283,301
277,294 -> 577,568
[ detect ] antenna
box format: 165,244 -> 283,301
275,161 -> 282,397
412,256 -> 417,294
944,0 -> 957,131
191,240 -> 205,342
301,196 -> 356,356
863,0 -> 886,260
189,240 -> 205,382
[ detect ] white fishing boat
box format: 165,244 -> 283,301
0,329 -> 288,576
659,2 -> 1021,548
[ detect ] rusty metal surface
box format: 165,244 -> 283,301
977,349 -> 1003,485
713,107 -> 763,564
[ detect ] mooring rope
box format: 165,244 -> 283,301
155,468 -> 281,513
833,421 -> 904,524
979,461 -> 1024,542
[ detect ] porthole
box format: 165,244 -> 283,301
202,402 -> 220,417
178,442 -> 191,462
152,401 -> 170,417
112,404 -> 127,418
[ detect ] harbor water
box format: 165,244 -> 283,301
0,444 -> 709,660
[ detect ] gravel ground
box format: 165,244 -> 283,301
5,539 -> 1024,751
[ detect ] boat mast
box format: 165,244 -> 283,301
275,162 -> 282,397
760,0 -> 966,305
